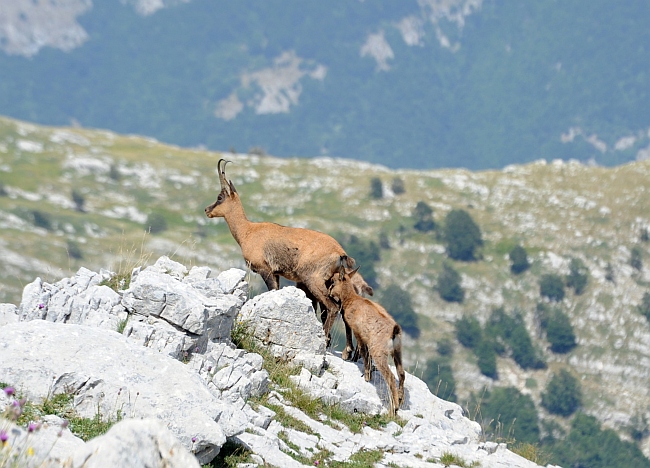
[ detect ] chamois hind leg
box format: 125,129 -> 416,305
392,327 -> 406,405
373,356 -> 400,417
359,342 -> 372,382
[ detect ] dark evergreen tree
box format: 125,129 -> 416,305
542,369 -> 581,417
437,263 -> 464,303
476,338 -> 497,378
539,274 -> 565,302
437,338 -> 454,357
638,292 -> 650,322
508,317 -> 545,369
391,177 -> 405,195
423,359 -> 457,402
71,189 -> 86,212
630,246 -> 643,271
455,315 -> 482,349
566,258 -> 589,295
369,177 -> 383,199
413,201 -> 435,232
66,240 -> 83,260
605,262 -> 615,283
509,245 -> 530,274
146,212 -> 168,234
479,387 -> 540,444
380,284 -> 420,338
32,210 -> 53,231
545,309 -> 577,353
443,209 -> 483,261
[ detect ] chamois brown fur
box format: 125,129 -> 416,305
328,266 -> 406,416
205,159 -> 356,352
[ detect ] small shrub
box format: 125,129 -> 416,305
108,163 -> 121,181
630,246 -> 643,271
509,245 -> 530,274
423,359 -> 457,402
437,263 -> 464,303
205,440 -> 254,467
437,338 -> 454,357
456,315 -> 482,349
32,210 -> 53,230
541,369 -> 581,417
391,177 -> 405,195
539,274 -> 565,302
566,258 -> 589,295
545,309 -> 576,353
413,201 -> 435,232
66,240 -> 83,260
641,227 -> 649,243
71,189 -> 85,212
145,212 -> 168,234
639,292 -> 650,321
605,262 -> 615,283
380,284 -> 420,338
369,177 -> 383,199
476,339 -> 498,378
0,183 -> 7,196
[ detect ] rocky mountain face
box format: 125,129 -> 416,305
0,256 -> 544,467
1,116 -> 650,460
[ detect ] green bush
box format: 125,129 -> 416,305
32,210 -> 53,230
66,240 -> 84,260
478,387 -> 540,444
455,315 -> 482,349
437,338 -> 454,357
638,292 -> 650,321
437,262 -> 464,303
339,234 -> 380,288
485,308 -> 545,370
539,274 -> 565,302
509,245 -> 530,274
391,177 -> 405,195
423,359 -> 457,402
541,369 -> 581,417
413,201 -> 435,232
443,209 -> 483,261
545,309 -> 576,353
369,177 -> 383,199
71,189 -> 86,212
380,284 -> 420,338
566,258 -> 589,295
146,212 -> 168,234
630,246 -> 643,271
546,413 -> 650,468
476,339 -> 498,378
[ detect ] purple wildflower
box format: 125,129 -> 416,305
38,303 -> 45,309
0,429 -> 8,444
192,437 -> 197,443
61,419 -> 69,429
28,422 -> 38,432
3,386 -> 14,396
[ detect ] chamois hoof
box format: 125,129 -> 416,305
342,347 -> 355,361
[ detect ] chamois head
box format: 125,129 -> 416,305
205,159 -> 239,218
329,265 -> 361,300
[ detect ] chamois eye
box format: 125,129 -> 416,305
217,194 -> 223,202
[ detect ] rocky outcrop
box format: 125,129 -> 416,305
0,257 -> 549,467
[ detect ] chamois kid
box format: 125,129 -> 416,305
328,266 -> 406,416
205,159 -> 356,354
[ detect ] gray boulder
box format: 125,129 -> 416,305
68,419 -> 200,468
238,286 -> 327,372
0,320 -> 248,464
0,303 -> 18,326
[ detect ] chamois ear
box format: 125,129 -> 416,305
338,265 -> 346,281
229,180 -> 237,194
349,266 -> 360,278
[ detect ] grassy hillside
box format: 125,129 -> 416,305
1,116 -> 650,461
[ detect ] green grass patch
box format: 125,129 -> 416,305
203,440 -> 254,468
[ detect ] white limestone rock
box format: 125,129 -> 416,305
0,303 -> 18,326
0,320 -> 247,464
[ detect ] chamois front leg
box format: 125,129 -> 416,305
341,319 -> 356,362
304,279 -> 341,348
259,270 -> 279,290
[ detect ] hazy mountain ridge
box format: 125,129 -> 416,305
1,116 -> 650,460
1,0 -> 649,169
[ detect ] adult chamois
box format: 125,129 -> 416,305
204,159 -> 356,355
328,266 -> 405,416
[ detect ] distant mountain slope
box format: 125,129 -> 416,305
1,116 -> 650,461
1,0 -> 649,169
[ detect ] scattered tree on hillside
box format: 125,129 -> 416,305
413,201 -> 435,232
71,189 -> 86,212
509,245 -> 530,274
32,210 -> 53,231
0,183 -> 7,196
640,227 -> 649,243
455,315 -> 481,349
437,338 -> 454,357
638,292 -> 650,322
66,240 -> 83,260
630,246 -> 643,271
379,231 -> 391,250
391,177 -> 405,195
605,262 -> 615,283
476,338 -> 498,378
566,258 -> 589,295
443,209 -> 482,261
542,369 -> 581,417
437,262 -> 464,303
475,387 -> 540,444
109,163 -> 121,181
369,177 -> 383,199
544,309 -> 577,353
146,212 -> 168,234
539,273 -> 565,302
380,284 -> 420,338
485,307 -> 545,370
